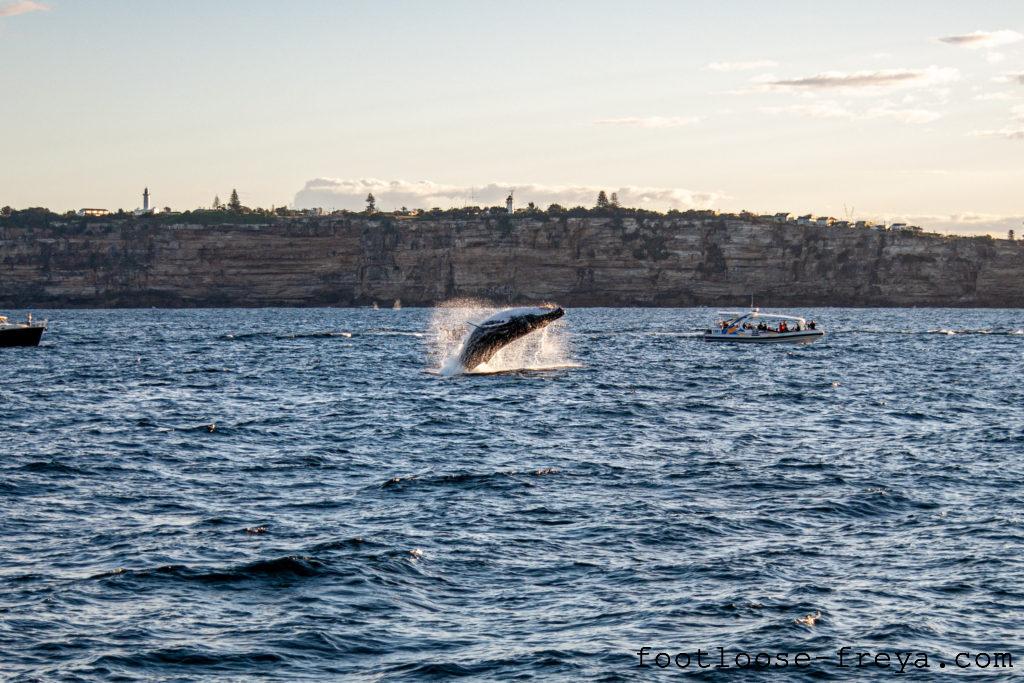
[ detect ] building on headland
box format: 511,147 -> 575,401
76,208 -> 111,217
815,216 -> 835,227
797,214 -> 814,226
773,212 -> 792,223
134,187 -> 155,216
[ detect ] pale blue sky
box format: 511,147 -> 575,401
2,0 -> 1022,233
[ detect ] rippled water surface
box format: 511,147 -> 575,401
2,308 -> 1023,680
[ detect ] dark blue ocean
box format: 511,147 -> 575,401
2,308 -> 1023,681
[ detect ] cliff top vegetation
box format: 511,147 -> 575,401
0,202 -> 1011,244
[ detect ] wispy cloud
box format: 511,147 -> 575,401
293,178 -> 726,211
758,66 -> 959,91
974,91 -> 1020,101
968,103 -> 1024,139
765,71 -> 919,89
869,106 -> 943,124
593,116 -> 701,128
838,212 -> 1020,236
969,127 -> 1024,140
994,72 -> 1024,85
937,29 -> 1023,49
902,213 -> 1024,236
761,101 -> 942,124
705,60 -> 778,72
0,0 -> 49,18
760,102 -> 852,119
895,169 -> 953,176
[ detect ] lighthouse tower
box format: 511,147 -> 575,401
506,190 -> 514,214
134,187 -> 155,216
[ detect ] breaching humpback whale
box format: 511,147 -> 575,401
457,305 -> 564,371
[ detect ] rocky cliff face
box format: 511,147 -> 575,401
2,216 -> 1022,307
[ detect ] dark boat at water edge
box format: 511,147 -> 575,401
0,315 -> 46,347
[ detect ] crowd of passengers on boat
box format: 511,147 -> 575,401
720,319 -> 818,333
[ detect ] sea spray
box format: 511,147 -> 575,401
428,299 -> 573,375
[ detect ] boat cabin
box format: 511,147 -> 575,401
704,308 -> 823,344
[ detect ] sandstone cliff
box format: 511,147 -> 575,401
2,216 -> 1022,307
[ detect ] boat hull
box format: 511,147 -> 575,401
703,330 -> 824,344
0,326 -> 45,347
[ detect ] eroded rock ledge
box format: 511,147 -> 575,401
2,216 -> 1021,307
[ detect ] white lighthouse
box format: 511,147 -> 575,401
506,190 -> 514,214
134,187 -> 155,215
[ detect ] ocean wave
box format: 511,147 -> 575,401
276,331 -> 353,339
218,331 -> 274,341
802,489 -> 939,519
307,536 -> 385,552
221,330 -> 353,341
380,468 -> 560,491
842,328 -> 1022,336
181,366 -> 233,374
93,556 -> 328,584
363,329 -> 425,337
19,460 -> 90,475
89,646 -> 284,670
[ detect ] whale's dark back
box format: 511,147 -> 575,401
458,307 -> 563,371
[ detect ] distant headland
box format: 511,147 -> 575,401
1,199 -> 1022,308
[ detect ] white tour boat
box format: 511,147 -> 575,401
703,309 -> 824,344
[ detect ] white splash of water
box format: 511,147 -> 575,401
428,299 -> 574,376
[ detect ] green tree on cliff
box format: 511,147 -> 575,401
0,206 -> 12,218
212,195 -> 222,209
228,189 -> 242,212
595,191 -> 609,209
365,193 -> 376,213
